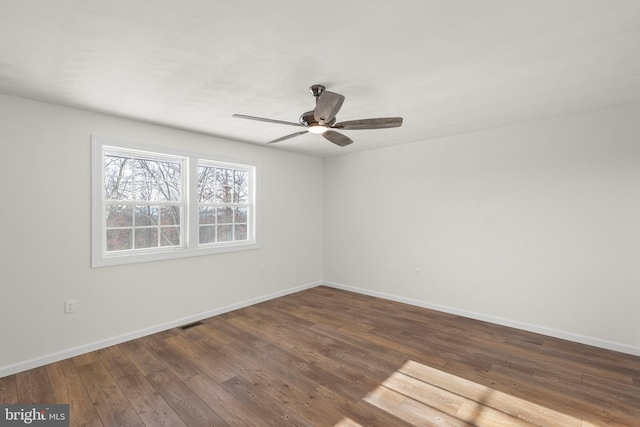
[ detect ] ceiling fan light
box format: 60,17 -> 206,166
308,125 -> 328,134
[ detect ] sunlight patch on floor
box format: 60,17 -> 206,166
361,360 -> 593,427
334,417 -> 363,427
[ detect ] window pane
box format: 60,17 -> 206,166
135,159 -> 159,176
199,225 -> 215,244
235,224 -> 247,241
217,225 -> 232,242
133,159 -> 159,201
107,229 -> 132,251
133,178 -> 157,201
158,161 -> 181,201
105,177 -> 132,200
159,161 -> 181,181
217,207 -> 233,224
105,155 -> 132,177
135,228 -> 158,249
105,156 -> 132,200
158,180 -> 180,201
106,205 -> 132,227
216,185 -> 232,203
211,168 -> 231,203
197,166 -> 216,202
234,185 -> 248,203
216,168 -> 233,186
233,170 -> 248,202
199,207 -> 216,224
135,206 -> 158,226
161,206 -> 181,225
234,207 -> 247,223
160,227 -> 180,246
234,170 -> 247,186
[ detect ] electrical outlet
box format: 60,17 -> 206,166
414,268 -> 422,278
64,299 -> 76,314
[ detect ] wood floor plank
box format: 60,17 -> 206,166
265,381 -> 371,426
46,359 -> 101,426
399,397 -> 474,427
139,333 -> 201,382
16,366 -> 54,403
178,321 -> 235,349
226,314 -> 299,351
382,371 -> 466,416
224,332 -> 376,403
220,373 -> 313,426
205,316 -> 270,351
117,340 -> 167,376
3,285 -> 639,426
313,385 -> 417,427
72,352 -> 100,368
473,364 -> 623,426
184,373 -> 270,426
163,334 -> 237,384
312,320 -> 443,368
362,382 -> 471,426
75,360 -> 144,427
222,339 -> 319,394
581,372 -> 640,400
308,321 -> 409,370
0,375 -> 18,404
145,369 -> 228,427
113,366 -> 188,427
78,417 -> 105,427
94,343 -> 191,425
398,361 -> 567,426
454,400 -> 536,427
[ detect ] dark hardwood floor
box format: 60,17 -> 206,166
1,286 -> 639,426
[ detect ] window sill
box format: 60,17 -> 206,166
92,241 -> 261,267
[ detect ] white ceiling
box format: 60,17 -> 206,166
1,1 -> 639,157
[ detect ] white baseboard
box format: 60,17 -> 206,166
0,281 -> 321,378
323,281 -> 640,357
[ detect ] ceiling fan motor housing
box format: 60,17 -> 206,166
299,110 -> 335,127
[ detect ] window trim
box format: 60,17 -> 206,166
91,134 -> 259,267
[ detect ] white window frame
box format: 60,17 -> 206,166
91,135 -> 259,267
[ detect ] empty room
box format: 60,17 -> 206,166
1,1 -> 639,426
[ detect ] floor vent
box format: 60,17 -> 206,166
179,321 -> 204,330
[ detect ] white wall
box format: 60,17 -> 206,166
0,94 -> 323,376
324,103 -> 640,354
2,94 -> 638,377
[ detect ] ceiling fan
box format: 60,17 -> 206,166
233,84 -> 403,147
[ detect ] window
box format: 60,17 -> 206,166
103,151 -> 185,252
92,135 -> 258,267
197,163 -> 250,245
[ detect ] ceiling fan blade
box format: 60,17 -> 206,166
333,117 -> 403,130
267,130 -> 309,144
323,130 -> 353,147
314,91 -> 345,124
233,114 -> 305,128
